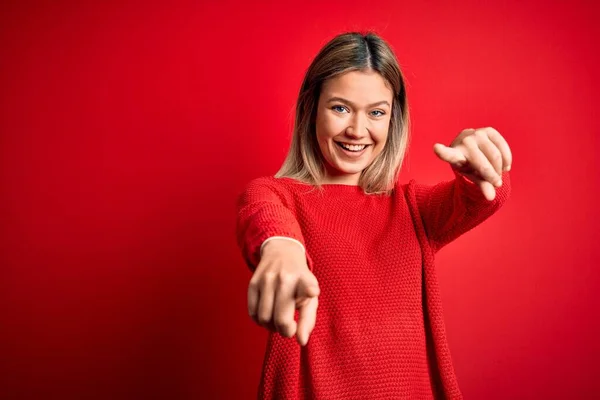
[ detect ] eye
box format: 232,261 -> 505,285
331,105 -> 348,113
371,110 -> 386,117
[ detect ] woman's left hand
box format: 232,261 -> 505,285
433,127 -> 513,201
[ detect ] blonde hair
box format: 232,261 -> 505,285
275,32 -> 410,194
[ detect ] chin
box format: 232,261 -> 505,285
333,159 -> 370,175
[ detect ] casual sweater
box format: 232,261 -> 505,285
236,171 -> 511,399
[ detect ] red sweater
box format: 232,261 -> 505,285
236,171 -> 510,399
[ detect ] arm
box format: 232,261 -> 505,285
236,177 -> 319,346
419,127 -> 513,252
236,177 -> 307,271
414,169 -> 511,252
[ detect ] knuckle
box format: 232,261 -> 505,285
486,165 -> 497,174
462,135 -> 475,146
263,271 -> 277,282
306,271 -> 318,282
278,272 -> 296,286
477,165 -> 492,177
475,129 -> 487,139
482,166 -> 496,177
492,151 -> 503,164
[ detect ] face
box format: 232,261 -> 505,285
315,69 -> 393,185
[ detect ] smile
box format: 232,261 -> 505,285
335,142 -> 370,152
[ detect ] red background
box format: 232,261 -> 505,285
1,1 -> 599,398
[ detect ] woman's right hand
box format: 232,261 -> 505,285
247,239 -> 320,346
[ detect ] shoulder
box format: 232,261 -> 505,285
244,176 -> 308,193
393,178 -> 419,197
240,176 -> 312,204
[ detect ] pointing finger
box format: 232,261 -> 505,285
295,273 -> 320,346
433,143 -> 467,167
296,296 -> 319,346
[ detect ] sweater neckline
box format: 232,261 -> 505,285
277,177 -> 388,195
320,183 -> 364,192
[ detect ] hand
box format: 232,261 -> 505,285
433,127 -> 513,201
248,239 -> 320,346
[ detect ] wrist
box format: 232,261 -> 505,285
261,236 -> 305,256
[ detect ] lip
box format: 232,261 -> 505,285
335,141 -> 371,146
334,141 -> 370,158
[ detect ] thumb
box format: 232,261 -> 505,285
296,274 -> 320,300
433,143 -> 467,166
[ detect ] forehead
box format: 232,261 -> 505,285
321,70 -> 393,103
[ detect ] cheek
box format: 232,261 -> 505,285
373,122 -> 390,146
316,113 -> 344,140
315,121 -> 332,155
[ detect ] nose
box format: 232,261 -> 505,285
345,114 -> 368,139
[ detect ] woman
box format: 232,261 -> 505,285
236,32 -> 512,399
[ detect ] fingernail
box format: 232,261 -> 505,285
506,165 -> 511,172
495,179 -> 502,187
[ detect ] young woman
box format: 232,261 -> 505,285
236,32 -> 512,400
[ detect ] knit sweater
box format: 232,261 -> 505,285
236,171 -> 511,399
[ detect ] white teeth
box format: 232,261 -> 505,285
339,143 -> 367,152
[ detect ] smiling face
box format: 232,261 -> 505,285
315,69 -> 394,185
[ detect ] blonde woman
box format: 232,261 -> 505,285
236,32 -> 512,399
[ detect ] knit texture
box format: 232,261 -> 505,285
236,171 -> 511,399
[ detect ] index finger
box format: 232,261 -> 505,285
296,296 -> 318,346
433,143 -> 468,167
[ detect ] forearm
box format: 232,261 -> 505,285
416,170 -> 511,252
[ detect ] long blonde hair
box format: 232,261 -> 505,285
275,32 -> 410,194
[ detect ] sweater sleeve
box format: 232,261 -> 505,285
414,169 -> 511,252
236,177 -> 307,272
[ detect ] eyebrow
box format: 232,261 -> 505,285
326,96 -> 391,108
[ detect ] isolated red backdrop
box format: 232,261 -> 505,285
1,1 -> 599,399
